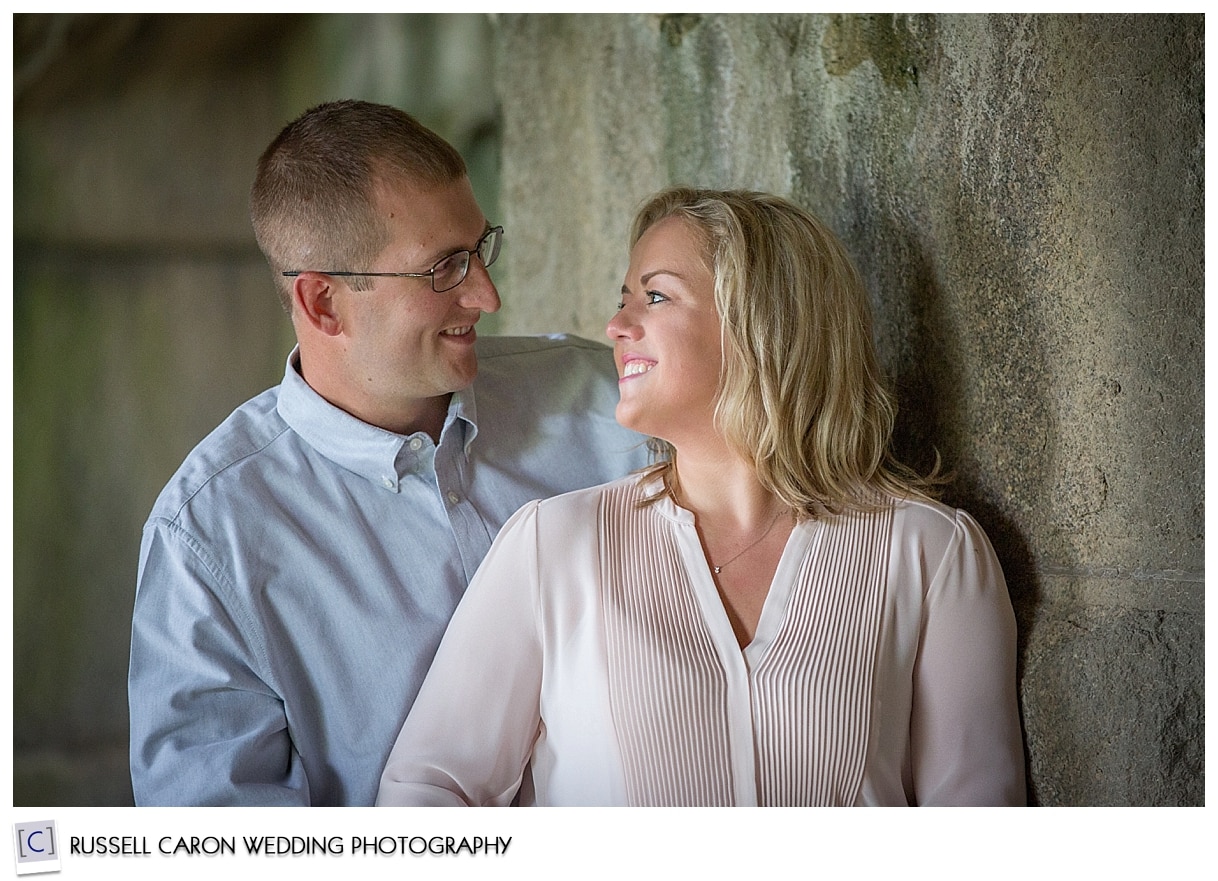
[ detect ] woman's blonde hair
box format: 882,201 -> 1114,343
631,187 -> 941,516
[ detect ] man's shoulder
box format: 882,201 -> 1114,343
474,333 -> 615,371
463,335 -> 648,490
147,387 -> 290,524
472,334 -> 620,414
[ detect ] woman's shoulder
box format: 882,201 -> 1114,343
887,493 -> 985,533
492,476 -> 650,577
528,473 -> 648,526
494,476 -> 649,545
883,493 -> 1000,570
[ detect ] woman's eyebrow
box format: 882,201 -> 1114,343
640,268 -> 685,284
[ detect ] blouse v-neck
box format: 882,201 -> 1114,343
662,496 -> 819,666
606,489 -> 886,804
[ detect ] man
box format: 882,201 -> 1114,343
128,100 -> 647,805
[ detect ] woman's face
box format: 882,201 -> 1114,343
606,216 -> 724,449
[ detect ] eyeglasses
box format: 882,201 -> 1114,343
282,226 -> 504,293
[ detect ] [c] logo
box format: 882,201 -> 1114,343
12,821 -> 61,876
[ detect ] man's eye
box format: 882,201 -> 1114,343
432,253 -> 461,277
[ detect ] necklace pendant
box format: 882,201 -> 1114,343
708,510 -> 785,579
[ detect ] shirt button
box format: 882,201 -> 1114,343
409,437 -> 423,451
447,491 -> 460,505
381,476 -> 396,489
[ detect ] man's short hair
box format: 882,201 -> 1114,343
250,99 -> 467,308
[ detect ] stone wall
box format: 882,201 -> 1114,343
494,13 -> 1204,805
12,13 -> 1202,807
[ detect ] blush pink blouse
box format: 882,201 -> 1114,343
377,475 -> 1026,806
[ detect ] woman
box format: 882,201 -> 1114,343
377,188 -> 1026,806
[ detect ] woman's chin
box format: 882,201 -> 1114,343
614,402 -> 650,436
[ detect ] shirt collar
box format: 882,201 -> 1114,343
639,474 -> 695,525
447,385 -> 479,454
276,347 -> 477,489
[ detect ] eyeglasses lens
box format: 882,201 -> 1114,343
431,251 -> 471,293
430,228 -> 502,293
479,228 -> 502,268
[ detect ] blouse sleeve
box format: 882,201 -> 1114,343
910,509 -> 1027,806
377,501 -> 544,806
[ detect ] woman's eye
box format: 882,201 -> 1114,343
646,290 -> 668,305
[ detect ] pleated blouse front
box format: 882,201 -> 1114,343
377,475 -> 1026,807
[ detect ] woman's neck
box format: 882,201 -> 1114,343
669,444 -> 786,530
669,440 -> 795,650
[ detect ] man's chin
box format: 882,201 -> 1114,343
441,357 -> 479,394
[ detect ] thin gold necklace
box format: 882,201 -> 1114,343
710,510 -> 786,575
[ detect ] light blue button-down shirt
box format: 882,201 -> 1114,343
129,334 -> 649,806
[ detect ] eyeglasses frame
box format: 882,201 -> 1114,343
281,225 -> 504,293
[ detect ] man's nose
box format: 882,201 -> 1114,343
456,259 -> 501,313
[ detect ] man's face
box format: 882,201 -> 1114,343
335,176 -> 501,431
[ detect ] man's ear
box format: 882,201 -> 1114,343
291,273 -> 343,336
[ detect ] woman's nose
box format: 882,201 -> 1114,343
606,301 -> 641,342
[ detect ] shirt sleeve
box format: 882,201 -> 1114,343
377,500 -> 544,807
909,509 -> 1027,806
128,519 -> 310,806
